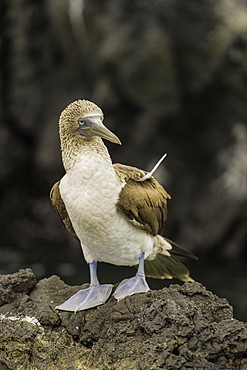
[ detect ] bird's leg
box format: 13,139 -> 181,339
113,252 -> 150,300
56,261 -> 113,312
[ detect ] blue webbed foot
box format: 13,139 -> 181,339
113,252 -> 150,300
56,261 -> 113,312
113,273 -> 150,300
56,283 -> 113,312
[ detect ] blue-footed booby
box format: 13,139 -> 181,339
50,99 -> 196,312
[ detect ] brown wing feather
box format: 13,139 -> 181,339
114,163 -> 171,236
50,181 -> 78,239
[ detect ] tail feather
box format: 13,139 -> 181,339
144,254 -> 194,282
165,238 -> 198,260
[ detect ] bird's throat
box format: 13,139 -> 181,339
60,132 -> 112,172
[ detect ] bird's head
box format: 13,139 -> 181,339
59,99 -> 121,145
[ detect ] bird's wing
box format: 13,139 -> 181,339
50,181 -> 78,239
113,163 -> 171,236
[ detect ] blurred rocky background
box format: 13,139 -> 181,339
0,0 -> 247,320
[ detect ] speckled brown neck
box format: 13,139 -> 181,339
59,126 -> 112,172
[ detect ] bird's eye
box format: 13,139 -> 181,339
78,118 -> 84,125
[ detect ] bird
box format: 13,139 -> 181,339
50,99 -> 196,312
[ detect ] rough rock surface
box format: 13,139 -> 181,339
0,269 -> 246,370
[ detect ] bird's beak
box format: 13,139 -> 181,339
78,116 -> 121,145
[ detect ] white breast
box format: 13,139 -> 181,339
59,152 -> 156,266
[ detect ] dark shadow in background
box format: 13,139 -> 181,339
0,0 -> 247,321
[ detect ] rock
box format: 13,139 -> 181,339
0,269 -> 246,369
0,268 -> 36,306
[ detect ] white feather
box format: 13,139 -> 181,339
139,153 -> 167,181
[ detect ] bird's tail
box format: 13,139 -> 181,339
144,236 -> 196,282
164,238 -> 198,260
144,254 -> 194,282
